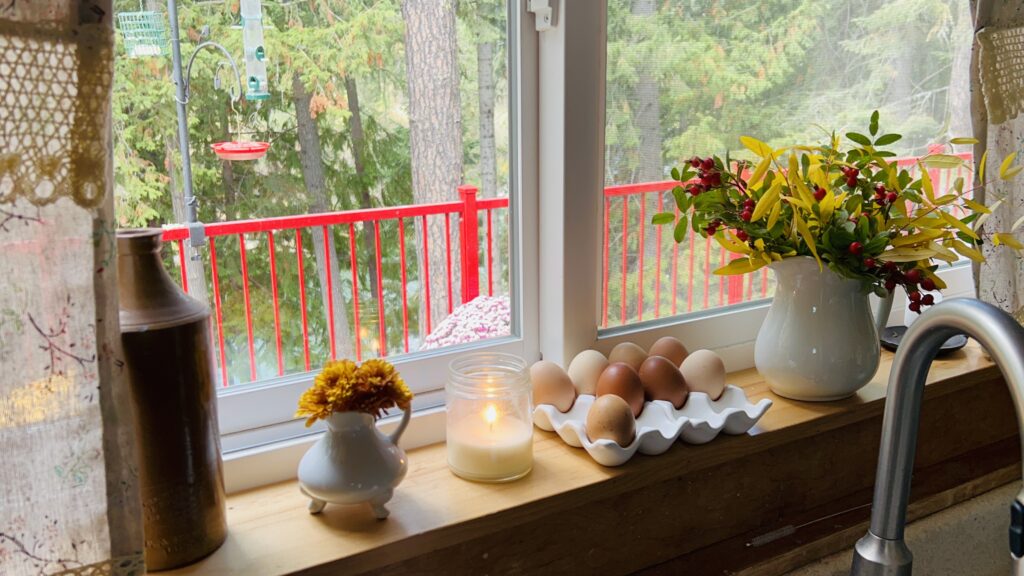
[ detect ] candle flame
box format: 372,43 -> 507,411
484,403 -> 498,425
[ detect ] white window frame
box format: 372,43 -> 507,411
220,0 -> 540,493
539,0 -> 978,372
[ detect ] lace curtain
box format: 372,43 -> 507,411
0,1 -> 144,574
973,2 -> 1024,315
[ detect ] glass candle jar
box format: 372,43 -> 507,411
446,353 -> 533,482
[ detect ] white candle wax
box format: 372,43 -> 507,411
447,406 -> 533,482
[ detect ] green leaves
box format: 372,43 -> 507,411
846,132 -> 872,147
874,133 -> 902,146
651,212 -> 675,225
869,110 -> 880,136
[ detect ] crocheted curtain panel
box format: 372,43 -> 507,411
0,2 -> 143,575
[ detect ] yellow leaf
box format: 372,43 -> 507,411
975,198 -> 1004,229
820,189 -> 836,223
785,195 -> 810,211
926,272 -> 948,290
921,154 -> 966,169
793,210 -> 821,267
748,157 -> 771,188
919,161 -> 935,203
994,233 -> 1024,250
979,150 -> 989,182
713,257 -> 768,276
939,210 -> 979,240
878,249 -> 937,262
891,229 -> 945,247
951,239 -> 985,262
934,194 -> 957,206
767,199 -> 782,229
1005,166 -> 1024,180
929,241 -> 959,263
963,197 -> 991,214
740,136 -> 773,159
717,232 -> 751,254
950,137 -> 980,145
999,152 -> 1018,180
751,179 -> 782,221
788,154 -> 815,207
1012,214 -> 1024,232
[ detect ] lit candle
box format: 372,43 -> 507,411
446,353 -> 533,482
447,402 -> 533,482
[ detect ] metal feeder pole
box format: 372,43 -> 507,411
167,0 -> 205,248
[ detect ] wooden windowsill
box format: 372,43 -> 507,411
166,344 -> 1007,576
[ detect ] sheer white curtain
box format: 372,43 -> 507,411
0,1 -> 143,574
972,1 -> 1024,316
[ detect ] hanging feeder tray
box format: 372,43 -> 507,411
211,141 -> 270,161
117,11 -> 169,58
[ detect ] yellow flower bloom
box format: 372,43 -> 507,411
295,358 -> 414,426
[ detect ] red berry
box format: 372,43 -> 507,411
690,157 -> 702,168
814,187 -> 826,201
740,210 -> 753,222
883,261 -> 897,272
875,183 -> 886,194
885,279 -> 897,291
862,211 -> 872,219
909,301 -> 922,313
864,258 -> 876,269
909,291 -> 922,303
849,241 -> 863,256
688,184 -> 704,196
744,198 -> 756,208
921,278 -> 936,291
905,269 -> 922,284
701,158 -> 715,171
847,177 -> 858,188
886,192 -> 898,204
922,294 -> 935,306
735,230 -> 749,242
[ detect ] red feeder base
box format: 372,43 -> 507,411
211,141 -> 270,161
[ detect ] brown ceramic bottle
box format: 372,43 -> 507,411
117,229 -> 227,571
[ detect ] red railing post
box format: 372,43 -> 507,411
459,185 -> 480,304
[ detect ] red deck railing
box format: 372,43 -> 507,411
163,149 -> 972,386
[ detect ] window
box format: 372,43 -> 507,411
113,0 -> 537,472
600,0 -> 975,332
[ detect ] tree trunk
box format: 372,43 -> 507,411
220,100 -> 237,220
631,0 -> 662,184
403,0 -> 464,336
165,134 -> 209,306
344,76 -> 379,297
476,40 -> 497,198
947,1 -> 973,139
292,73 -> 354,359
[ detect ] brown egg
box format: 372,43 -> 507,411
596,362 -> 645,417
530,360 -> 576,412
608,342 -> 647,372
638,356 -> 689,408
586,394 -> 636,446
679,349 -> 726,400
648,336 -> 689,366
567,350 -> 609,396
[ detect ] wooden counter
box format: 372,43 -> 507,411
166,343 -> 1019,576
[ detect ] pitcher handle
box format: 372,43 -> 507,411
386,406 -> 412,446
872,291 -> 895,336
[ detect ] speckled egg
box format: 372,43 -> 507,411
608,342 -> 647,372
596,362 -> 645,417
586,394 -> 636,446
648,336 -> 689,366
530,360 -> 576,412
567,350 -> 609,396
638,356 -> 688,408
679,349 -> 726,400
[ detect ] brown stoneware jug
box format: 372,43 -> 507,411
117,228 -> 227,571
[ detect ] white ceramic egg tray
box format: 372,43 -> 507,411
533,385 -> 772,467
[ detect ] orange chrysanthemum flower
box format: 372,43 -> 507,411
295,359 -> 413,426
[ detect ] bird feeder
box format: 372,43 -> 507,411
117,9 -> 168,58
211,141 -> 270,161
241,0 -> 270,101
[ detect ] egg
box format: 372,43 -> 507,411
586,394 -> 636,446
530,360 -> 576,412
679,349 -> 726,400
638,356 -> 688,408
608,342 -> 647,372
596,362 -> 645,417
648,336 -> 689,366
567,350 -> 609,396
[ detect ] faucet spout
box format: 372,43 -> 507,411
851,298 -> 1024,576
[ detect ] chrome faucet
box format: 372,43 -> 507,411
851,298 -> 1024,575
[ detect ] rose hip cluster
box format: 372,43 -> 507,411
872,183 -> 899,206
858,259 -> 937,313
686,156 -> 722,196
